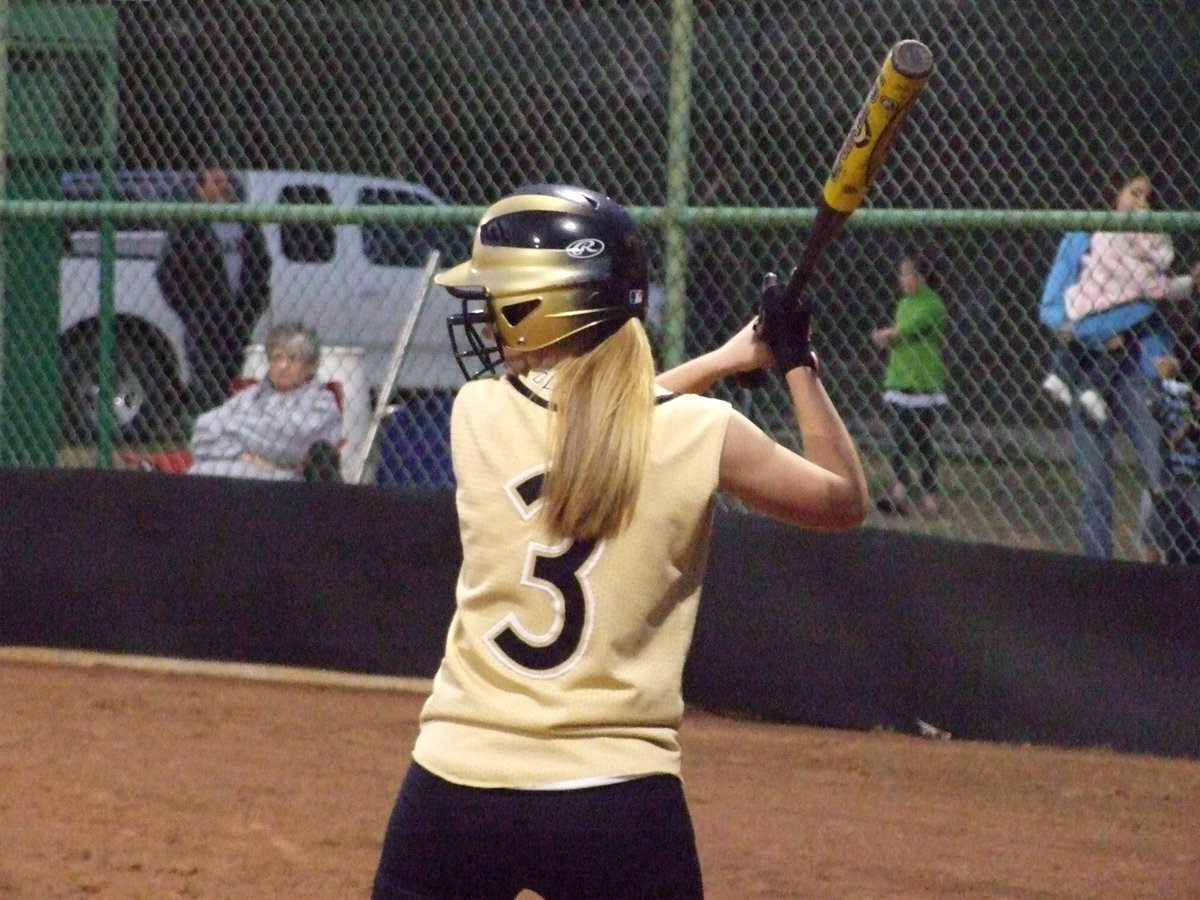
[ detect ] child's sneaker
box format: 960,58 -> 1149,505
1041,373 -> 1072,406
875,485 -> 910,516
1078,388 -> 1108,424
875,495 -> 909,516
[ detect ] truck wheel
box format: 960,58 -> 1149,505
60,325 -> 183,444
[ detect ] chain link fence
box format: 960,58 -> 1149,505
2,1 -> 1199,561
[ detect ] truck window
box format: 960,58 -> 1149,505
359,187 -> 467,268
278,184 -> 335,263
59,169 -> 204,257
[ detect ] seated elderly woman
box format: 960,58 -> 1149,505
188,322 -> 343,482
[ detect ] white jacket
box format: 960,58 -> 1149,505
188,377 -> 342,480
1064,231 -> 1193,322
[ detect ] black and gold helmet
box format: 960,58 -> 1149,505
438,184 -> 648,379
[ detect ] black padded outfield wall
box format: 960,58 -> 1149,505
0,468 -> 459,677
1,469 -> 1197,758
688,512 -> 1200,759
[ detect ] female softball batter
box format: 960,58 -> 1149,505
371,184 -> 868,899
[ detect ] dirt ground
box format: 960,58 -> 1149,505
2,652 -> 1198,899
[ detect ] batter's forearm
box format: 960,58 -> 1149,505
786,367 -> 868,504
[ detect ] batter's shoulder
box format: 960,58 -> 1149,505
654,389 -> 733,420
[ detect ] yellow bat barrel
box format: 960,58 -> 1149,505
823,40 -> 933,215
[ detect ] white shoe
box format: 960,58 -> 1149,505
1042,373 -> 1071,406
915,718 -> 952,740
1078,388 -> 1108,424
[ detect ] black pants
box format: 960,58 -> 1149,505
183,307 -> 258,413
887,403 -> 942,496
371,762 -> 704,900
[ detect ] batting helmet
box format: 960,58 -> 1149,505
438,184 -> 648,379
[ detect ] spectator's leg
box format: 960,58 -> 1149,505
1072,390 -> 1115,559
875,401 -> 913,515
1116,355 -> 1167,560
1063,342 -> 1098,395
223,305 -> 261,393
1140,489 -> 1164,564
1184,485 -> 1200,565
1151,484 -> 1200,565
182,313 -> 226,413
1133,321 -> 1173,378
890,404 -> 917,495
914,406 -> 939,493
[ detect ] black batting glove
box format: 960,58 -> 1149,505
756,271 -> 818,374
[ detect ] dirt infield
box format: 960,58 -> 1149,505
2,653 -> 1198,899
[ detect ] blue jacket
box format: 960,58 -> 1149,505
1039,231 -> 1155,344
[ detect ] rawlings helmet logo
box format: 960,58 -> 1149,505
565,238 -> 605,259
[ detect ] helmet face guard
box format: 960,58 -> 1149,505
446,288 -> 503,380
437,184 -> 648,380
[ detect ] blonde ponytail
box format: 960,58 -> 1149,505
542,318 -> 656,540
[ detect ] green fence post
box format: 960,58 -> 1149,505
0,2 -> 116,467
661,0 -> 696,371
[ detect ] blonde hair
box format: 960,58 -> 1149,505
541,318 -> 656,540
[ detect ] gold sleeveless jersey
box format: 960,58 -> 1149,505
413,370 -> 732,788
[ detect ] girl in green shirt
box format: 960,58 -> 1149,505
870,255 -> 949,515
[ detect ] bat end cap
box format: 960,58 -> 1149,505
891,39 -> 933,78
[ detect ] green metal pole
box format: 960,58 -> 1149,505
662,0 -> 695,369
95,169 -> 116,463
0,0 -> 9,456
95,13 -> 119,465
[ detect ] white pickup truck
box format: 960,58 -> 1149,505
58,169 -> 472,446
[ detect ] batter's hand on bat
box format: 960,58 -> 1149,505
757,272 -> 818,373
721,319 -> 776,374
